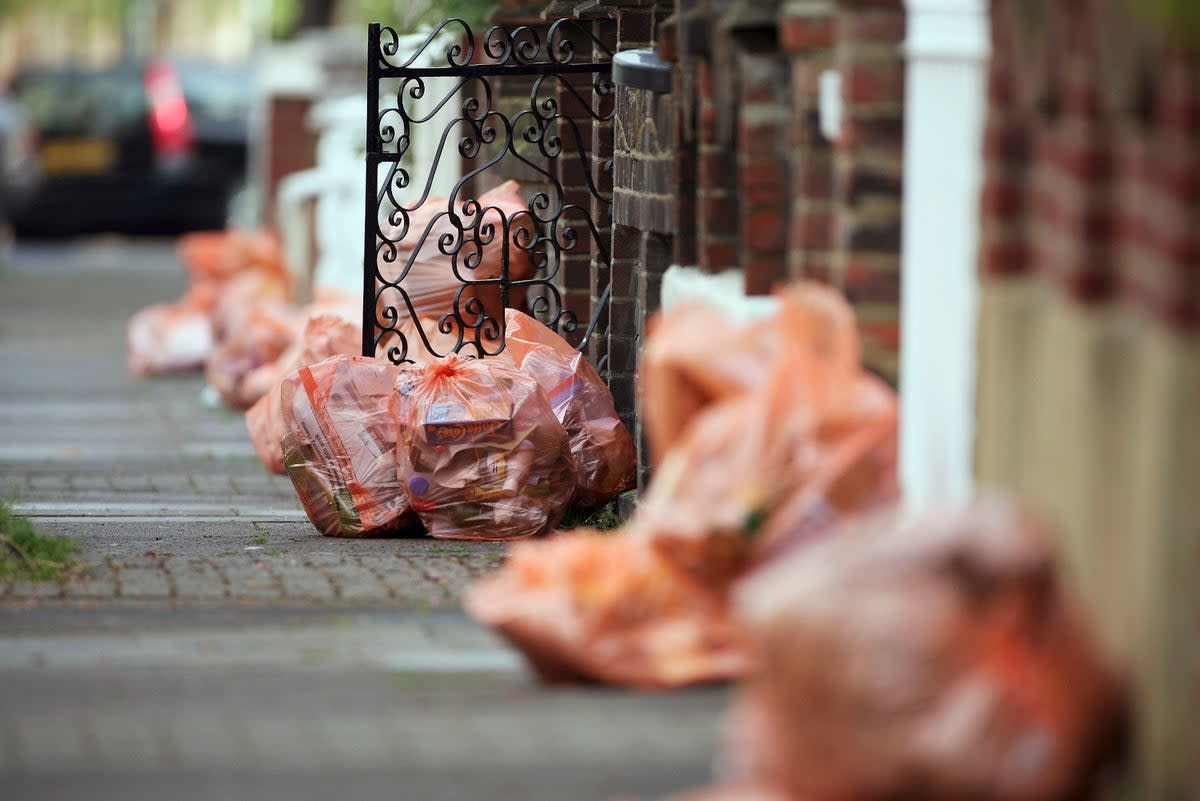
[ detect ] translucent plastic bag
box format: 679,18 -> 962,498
178,227 -> 290,288
502,309 -> 636,506
205,302 -> 299,410
639,306 -> 775,467
127,283 -> 218,376
390,354 -> 575,540
465,532 -> 752,689
245,314 -> 361,475
376,181 -> 536,340
639,281 -> 863,467
280,355 -> 418,537
247,313 -> 453,475
633,283 -> 898,588
728,498 -> 1128,801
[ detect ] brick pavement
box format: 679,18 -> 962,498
0,241 -> 725,801
0,240 -> 507,606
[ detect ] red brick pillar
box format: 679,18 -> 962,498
609,0 -> 676,479
782,1 -> 837,284
834,0 -> 905,381
729,6 -> 791,295
262,95 -> 317,224
695,2 -> 740,273
588,14 -> 618,366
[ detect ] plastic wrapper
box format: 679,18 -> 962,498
502,309 -> 636,506
725,497 -> 1128,801
126,284 -> 217,375
376,180 -> 536,338
633,283 -> 899,588
279,355 -> 418,537
465,532 -> 752,689
390,354 -> 575,541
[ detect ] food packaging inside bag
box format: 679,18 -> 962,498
390,354 -> 575,540
280,355 -> 419,537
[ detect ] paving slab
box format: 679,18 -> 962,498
0,240 -> 712,801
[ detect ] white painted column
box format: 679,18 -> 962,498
899,0 -> 990,505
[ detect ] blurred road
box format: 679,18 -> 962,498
0,238 -> 727,801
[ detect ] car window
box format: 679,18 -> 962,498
15,70 -> 147,137
177,65 -> 250,124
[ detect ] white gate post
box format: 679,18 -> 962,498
899,0 -> 990,505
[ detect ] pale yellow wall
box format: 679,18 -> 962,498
0,0 -> 256,86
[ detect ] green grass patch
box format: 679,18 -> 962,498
0,501 -> 77,581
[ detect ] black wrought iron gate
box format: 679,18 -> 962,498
363,19 -> 615,367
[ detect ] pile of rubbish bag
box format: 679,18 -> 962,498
273,307 -> 636,539
466,281 -> 901,687
127,179 -> 638,539
458,281 -> 1128,801
127,228 -> 293,377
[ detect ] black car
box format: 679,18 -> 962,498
7,59 -> 251,236
0,93 -> 36,252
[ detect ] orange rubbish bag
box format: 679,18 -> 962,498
245,314 -> 361,475
633,283 -> 898,588
638,280 -> 864,467
390,354 -> 575,540
638,306 -> 775,467
465,532 -> 752,689
502,309 -> 636,506
178,227 -> 290,288
126,284 -> 217,376
205,302 -> 299,410
726,498 -> 1128,801
375,180 -> 536,339
279,355 -> 419,537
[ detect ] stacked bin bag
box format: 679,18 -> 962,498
667,500 -> 1128,801
127,228 -> 291,376
271,315 -> 637,542
465,281 -> 1130,801
467,282 -> 901,688
390,354 -> 577,540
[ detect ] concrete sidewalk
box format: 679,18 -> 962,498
0,239 -> 727,801
0,239 -> 505,605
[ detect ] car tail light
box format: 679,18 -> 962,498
145,61 -> 193,160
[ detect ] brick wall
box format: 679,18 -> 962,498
833,0 -> 905,379
262,96 -> 318,224
977,3 -> 1200,794
982,0 -> 1199,332
600,0 -> 907,383
477,0 -> 908,465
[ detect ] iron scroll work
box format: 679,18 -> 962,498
363,19 -> 616,367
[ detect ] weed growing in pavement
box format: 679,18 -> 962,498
558,497 -> 626,532
0,500 -> 77,581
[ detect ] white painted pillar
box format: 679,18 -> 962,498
899,0 -> 990,505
